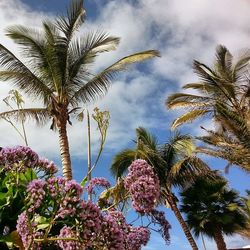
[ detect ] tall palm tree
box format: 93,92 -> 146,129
0,0 -> 159,180
166,45 -> 250,173
111,127 -> 211,250
180,176 -> 246,250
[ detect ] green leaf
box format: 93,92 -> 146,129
0,234 -> 13,243
37,223 -> 50,230
80,176 -> 88,187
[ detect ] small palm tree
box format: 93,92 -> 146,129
0,0 -> 159,179
166,45 -> 250,173
111,127 -> 211,250
180,176 -> 246,250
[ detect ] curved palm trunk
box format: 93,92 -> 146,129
214,228 -> 227,250
58,120 -> 72,180
167,193 -> 198,250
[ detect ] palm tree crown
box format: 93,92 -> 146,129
166,45 -> 250,173
0,0 -> 159,179
180,176 -> 246,250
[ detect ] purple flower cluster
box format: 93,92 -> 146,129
126,226 -> 150,250
16,212 -> 43,249
27,179 -> 46,212
124,159 -> 160,213
16,212 -> 32,248
100,210 -> 150,250
101,213 -> 125,250
86,177 -> 111,194
19,176 -> 153,249
57,179 -> 83,219
150,209 -> 171,244
27,177 -> 83,217
78,201 -> 102,246
0,146 -> 57,175
37,158 -> 58,175
0,146 -> 38,172
57,226 -> 82,250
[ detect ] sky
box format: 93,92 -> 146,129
0,0 -> 250,249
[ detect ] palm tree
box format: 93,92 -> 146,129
0,0 -> 159,180
111,127 -> 211,250
180,176 -> 246,250
166,45 -> 250,173
237,190 -> 250,239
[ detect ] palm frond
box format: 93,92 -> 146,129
193,60 -> 219,84
5,25 -> 45,61
171,110 -> 209,129
103,50 -> 160,72
70,50 -> 160,103
166,93 -> 211,109
0,108 -> 50,126
183,82 -> 219,94
110,149 -> 136,178
170,133 -> 195,157
56,0 -> 85,40
136,127 -> 158,150
167,156 -> 211,188
216,103 -> 250,149
214,45 -> 232,80
233,55 -> 250,81
0,44 -> 52,103
68,31 -> 120,81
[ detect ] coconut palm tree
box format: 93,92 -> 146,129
111,127 -> 211,250
180,176 -> 246,250
166,45 -> 250,173
0,0 -> 159,180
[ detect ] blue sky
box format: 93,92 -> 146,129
0,0 -> 250,249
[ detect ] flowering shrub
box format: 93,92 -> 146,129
0,148 -> 170,249
17,176 -> 151,249
124,159 -> 161,213
0,146 -> 57,248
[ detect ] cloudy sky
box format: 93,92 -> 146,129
0,0 -> 250,249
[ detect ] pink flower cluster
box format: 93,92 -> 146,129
124,159 -> 161,213
0,146 -> 57,175
86,177 -> 111,194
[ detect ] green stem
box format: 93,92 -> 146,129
102,194 -> 130,212
87,110 -> 92,201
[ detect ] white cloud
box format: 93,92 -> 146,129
0,0 -> 250,163
204,234 -> 250,250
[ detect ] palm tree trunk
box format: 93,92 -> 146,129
213,228 -> 227,250
58,120 -> 72,180
167,194 -> 198,250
